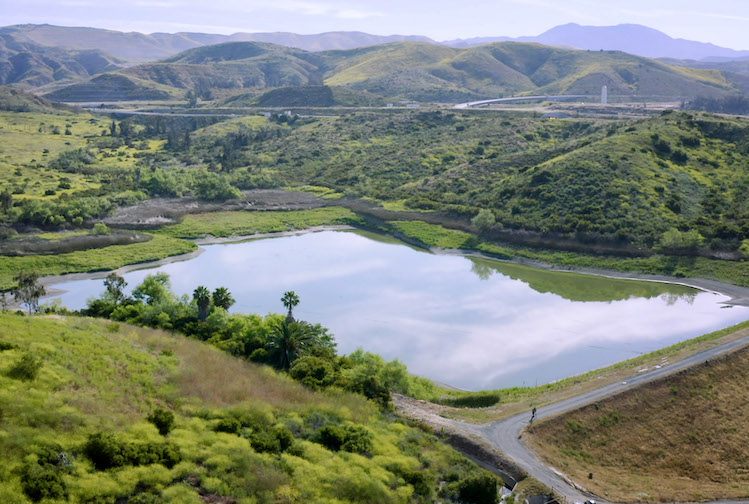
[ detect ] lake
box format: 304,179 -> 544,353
46,230 -> 749,390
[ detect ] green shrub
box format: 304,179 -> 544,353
471,209 -> 496,232
7,352 -> 43,381
249,430 -> 283,454
0,340 -> 17,351
740,239 -> 749,260
457,473 -> 499,504
437,393 -> 500,408
20,463 -> 68,502
289,356 -> 336,389
83,432 -> 181,470
317,424 -> 346,451
19,444 -> 71,502
317,424 -> 373,454
147,408 -> 175,436
403,470 -> 433,497
214,416 -> 242,435
341,425 -> 373,454
83,432 -> 125,470
90,222 -> 110,235
249,348 -> 268,363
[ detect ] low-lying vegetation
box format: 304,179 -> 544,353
0,234 -> 196,290
0,313 -> 507,503
156,207 -> 362,239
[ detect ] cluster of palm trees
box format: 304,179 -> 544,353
192,285 -> 235,321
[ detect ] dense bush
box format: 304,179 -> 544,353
289,355 -> 337,389
317,424 -> 373,454
48,148 -> 96,173
214,416 -> 242,435
457,473 -> 499,504
249,426 -> 294,454
0,340 -> 17,351
438,393 -> 501,408
20,463 -> 68,502
19,444 -> 71,502
83,432 -> 181,470
147,408 -> 175,436
7,352 -> 43,380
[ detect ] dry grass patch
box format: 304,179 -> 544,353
127,322 -> 377,421
528,344 -> 749,502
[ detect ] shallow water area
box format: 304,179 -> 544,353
48,230 -> 749,390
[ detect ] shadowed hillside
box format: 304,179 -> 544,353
0,33 -> 121,88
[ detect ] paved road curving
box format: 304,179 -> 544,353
456,332 -> 749,503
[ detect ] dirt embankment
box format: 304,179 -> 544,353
103,190 -> 325,229
393,393 -> 527,489
0,232 -> 152,256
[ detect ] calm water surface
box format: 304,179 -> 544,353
47,231 -> 749,390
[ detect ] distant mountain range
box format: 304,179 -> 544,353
3,22 -> 749,103
446,23 -> 749,61
0,24 -> 433,63
44,40 -> 749,103
3,22 -> 748,65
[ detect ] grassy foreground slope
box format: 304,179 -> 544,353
528,344 -> 749,502
0,314 -> 497,503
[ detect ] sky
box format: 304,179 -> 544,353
2,0 -> 749,49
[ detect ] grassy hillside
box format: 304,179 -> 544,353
2,106 -> 749,286
528,343 -> 749,502
43,41 -> 749,103
0,313 -> 502,503
187,109 -> 748,252
0,87 -> 66,113
45,74 -> 174,102
227,85 -> 386,107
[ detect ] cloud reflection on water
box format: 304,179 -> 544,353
48,231 -> 748,390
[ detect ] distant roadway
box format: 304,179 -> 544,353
454,95 -> 596,109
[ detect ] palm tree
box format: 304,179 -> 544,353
266,319 -> 312,371
281,291 -> 300,322
193,286 -> 211,321
212,287 -> 235,311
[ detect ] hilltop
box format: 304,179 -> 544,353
45,40 -> 748,102
0,86 -> 68,112
0,313 -> 504,503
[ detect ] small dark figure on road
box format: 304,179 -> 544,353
529,407 -> 537,425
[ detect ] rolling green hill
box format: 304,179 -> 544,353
182,108 -> 747,252
0,313 -> 502,503
226,85 -> 386,107
44,41 -> 749,103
